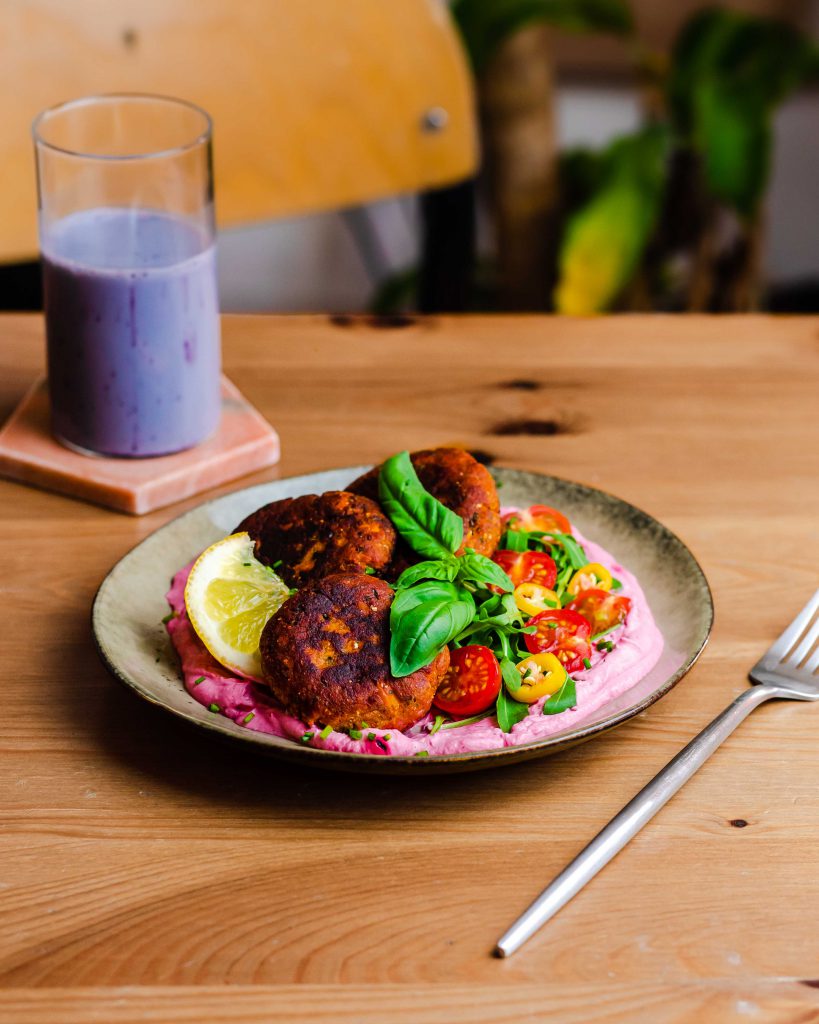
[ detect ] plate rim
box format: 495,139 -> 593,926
92,465 -> 714,773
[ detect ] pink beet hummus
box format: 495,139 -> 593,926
166,514 -> 663,757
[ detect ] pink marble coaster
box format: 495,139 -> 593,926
0,377 -> 280,515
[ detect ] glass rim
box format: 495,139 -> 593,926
32,92 -> 212,162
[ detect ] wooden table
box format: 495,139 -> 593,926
2,314 -> 818,1023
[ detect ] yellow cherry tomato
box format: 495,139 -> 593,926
567,562 -> 613,597
513,582 -> 561,618
511,652 -> 567,704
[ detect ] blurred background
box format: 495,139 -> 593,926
2,0 -> 818,315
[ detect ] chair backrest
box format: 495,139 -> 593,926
0,0 -> 477,261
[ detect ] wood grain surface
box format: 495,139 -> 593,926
1,314 -> 818,1024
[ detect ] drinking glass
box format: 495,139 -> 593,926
33,93 -> 221,457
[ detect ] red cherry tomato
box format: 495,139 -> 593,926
503,504 -> 571,535
433,645 -> 502,717
524,608 -> 592,673
567,589 -> 632,636
491,550 -> 557,589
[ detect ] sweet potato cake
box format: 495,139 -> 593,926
235,491 -> 396,586
260,573 -> 449,730
347,447 -> 502,571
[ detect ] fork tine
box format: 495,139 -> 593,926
766,589 -> 819,663
789,614 -> 819,667
802,644 -> 819,676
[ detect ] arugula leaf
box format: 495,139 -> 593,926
543,676 -> 577,715
390,594 -> 475,677
379,451 -> 464,560
500,656 -> 522,693
547,531 -> 588,570
394,558 -> 459,590
457,548 -> 514,592
496,686 -> 530,732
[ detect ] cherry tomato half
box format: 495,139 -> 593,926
492,550 -> 557,589
524,608 -> 592,673
567,588 -> 632,636
503,504 -> 571,535
433,645 -> 501,717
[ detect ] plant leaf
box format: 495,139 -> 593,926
496,685 -> 530,732
390,595 -> 475,677
554,124 -> 670,314
378,451 -> 464,560
500,656 -> 522,693
394,558 -> 459,590
391,580 -> 462,620
668,9 -> 819,217
452,0 -> 634,74
457,548 -> 514,592
543,676 -> 577,715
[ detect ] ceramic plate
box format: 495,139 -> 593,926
92,466 -> 713,774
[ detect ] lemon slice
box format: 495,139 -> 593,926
184,532 -> 290,678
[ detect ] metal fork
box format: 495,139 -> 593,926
495,588 -> 819,958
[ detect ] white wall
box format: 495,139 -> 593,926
216,85 -> 819,311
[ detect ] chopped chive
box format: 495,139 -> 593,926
272,559 -> 283,568
415,750 -> 430,757
349,728 -> 363,740
161,611 -> 175,625
364,566 -> 376,575
583,657 -> 592,670
383,734 -> 392,741
360,722 -> 369,729
243,562 -> 252,566
611,577 -> 623,591
242,712 -> 255,724
367,732 -> 376,741
592,623 -> 620,641
301,732 -> 314,743
441,710 -> 494,730
430,715 -> 445,735
596,639 -> 614,652
193,676 -> 206,686
319,724 -> 332,740
209,703 -> 220,713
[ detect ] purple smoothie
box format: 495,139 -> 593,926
42,207 -> 221,457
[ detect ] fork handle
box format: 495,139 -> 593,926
495,684 -> 780,958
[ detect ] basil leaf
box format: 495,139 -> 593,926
496,686 -> 529,732
543,676 -> 577,715
457,549 -> 513,593
394,558 -> 459,590
390,595 -> 475,677
378,451 -> 464,559
500,656 -> 522,693
391,580 -> 461,619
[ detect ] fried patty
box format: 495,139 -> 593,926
260,573 -> 449,730
235,491 -> 396,587
347,448 -> 502,573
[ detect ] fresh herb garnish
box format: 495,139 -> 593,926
440,710 -> 494,730
161,611 -> 175,625
363,566 -> 376,575
582,657 -> 592,670
319,724 -> 333,739
430,715 -> 445,735
543,676 -> 577,715
242,712 -> 255,724
496,685 -> 529,732
301,732 -> 314,743
209,703 -> 220,713
415,750 -> 430,757
378,451 -> 463,560
591,623 -> 620,641
367,732 -> 376,741
349,728 -> 363,740
611,577 -> 623,591
193,676 -> 205,686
